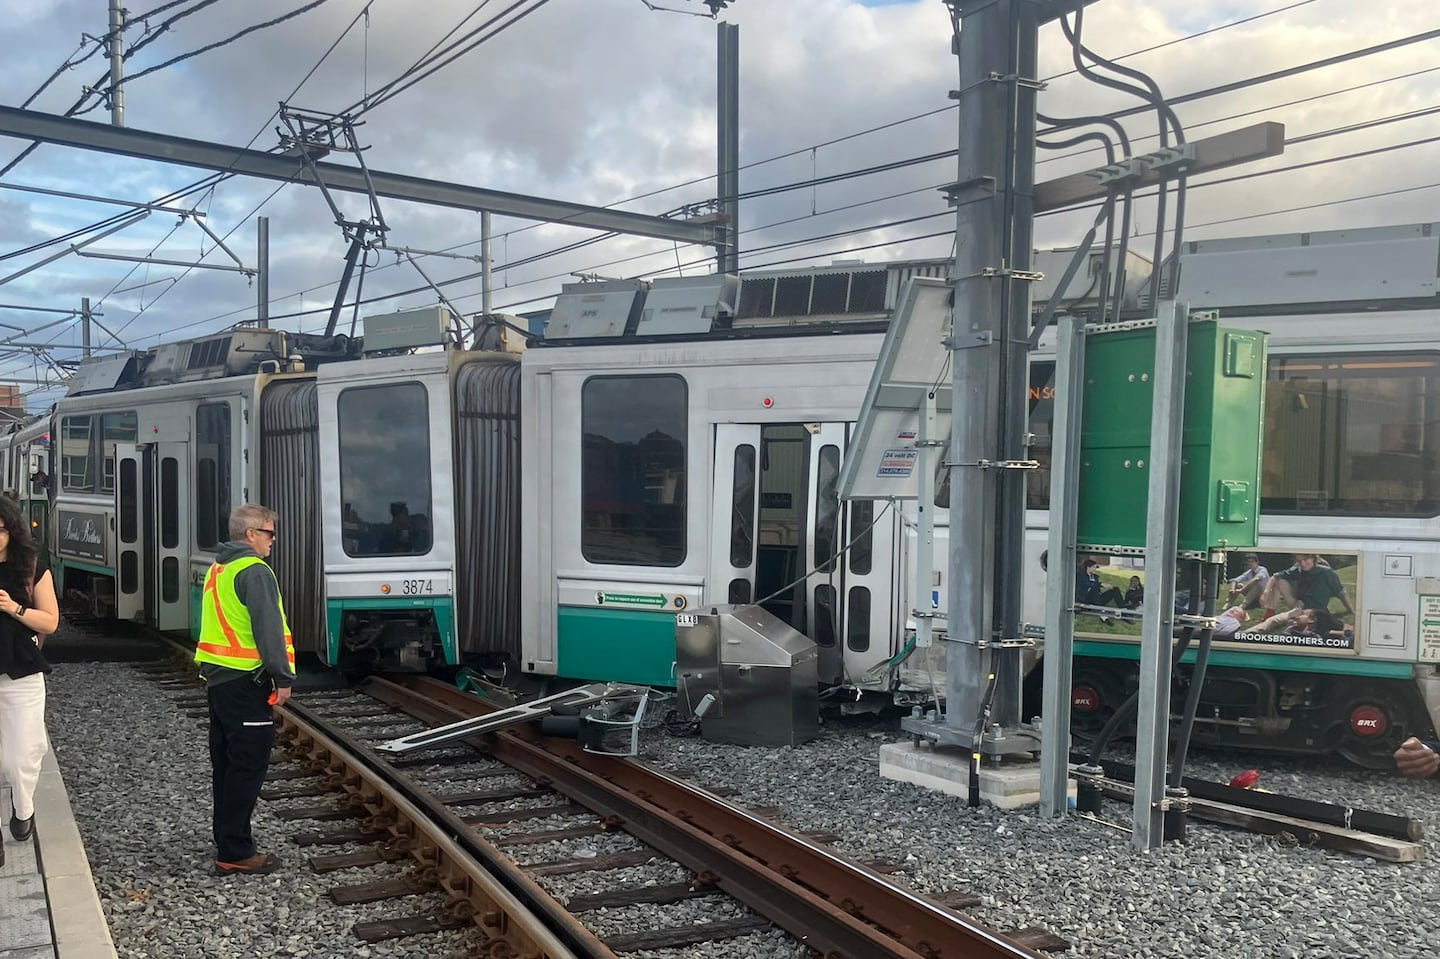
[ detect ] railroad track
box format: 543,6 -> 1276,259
129,640 -> 1070,958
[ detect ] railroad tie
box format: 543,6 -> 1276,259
436,785 -> 546,805
329,875 -> 434,906
462,802 -> 583,825
352,913 -> 469,944
291,827 -> 390,847
1003,927 -> 1071,952
566,879 -> 717,913
309,846 -> 408,873
274,804 -> 359,822
493,822 -> 609,847
525,849 -> 656,877
604,917 -> 772,952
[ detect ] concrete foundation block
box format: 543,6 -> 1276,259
879,741 -> 1074,810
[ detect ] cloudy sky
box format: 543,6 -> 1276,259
0,0 -> 1436,409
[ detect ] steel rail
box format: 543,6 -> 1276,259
371,676 -> 1049,959
277,700 -> 611,959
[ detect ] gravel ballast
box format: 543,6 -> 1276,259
46,660 -> 1440,959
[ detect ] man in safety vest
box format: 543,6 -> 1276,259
195,503 -> 295,875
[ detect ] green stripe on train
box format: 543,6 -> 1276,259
1073,640 -> 1416,679
325,597 -> 457,666
557,606 -> 677,688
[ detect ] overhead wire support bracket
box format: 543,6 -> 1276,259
947,72 -> 1048,100
940,175 -> 996,207
1146,142 -> 1197,172
277,104 -> 390,242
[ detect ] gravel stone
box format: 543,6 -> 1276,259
46,661 -> 1440,958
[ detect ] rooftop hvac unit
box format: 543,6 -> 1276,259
633,274 -> 740,336
546,279 -> 648,339
361,306 -> 453,353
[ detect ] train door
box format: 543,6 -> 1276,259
710,422 -> 859,684
709,425 -> 762,606
114,446 -> 145,620
153,442 -> 189,631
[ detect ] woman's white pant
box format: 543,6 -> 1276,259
0,673 -> 48,822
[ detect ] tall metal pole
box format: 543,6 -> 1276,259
481,210 -> 493,317
1038,315 -> 1085,817
81,297 -> 92,357
107,0 -> 125,127
256,216 -> 269,327
716,21 -> 740,274
944,0 -> 1041,743
1132,298 -> 1190,850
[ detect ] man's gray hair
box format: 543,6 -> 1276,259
229,503 -> 278,541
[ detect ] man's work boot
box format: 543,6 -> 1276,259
215,852 -> 281,875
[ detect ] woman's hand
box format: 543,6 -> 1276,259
0,588 -> 17,615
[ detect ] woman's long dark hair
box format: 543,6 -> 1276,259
0,495 -> 37,578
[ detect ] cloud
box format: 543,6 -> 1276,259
0,0 -> 1436,405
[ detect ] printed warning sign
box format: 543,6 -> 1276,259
877,448 -> 918,477
1420,595 -> 1440,663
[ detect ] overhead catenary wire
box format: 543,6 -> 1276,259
116,0 -> 337,88
3,5 -> 1435,374
10,8 -> 1425,287
184,79 -> 1440,335
207,26 -> 1440,329
177,116 -> 1440,336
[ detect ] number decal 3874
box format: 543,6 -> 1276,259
401,579 -> 435,596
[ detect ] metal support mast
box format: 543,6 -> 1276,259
81,297 -> 92,357
716,21 -> 740,274
256,216 -> 269,327
107,0 -> 125,127
903,0 -> 1055,759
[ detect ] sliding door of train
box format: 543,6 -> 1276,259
113,441 -> 189,628
711,423 -> 896,685
114,446 -> 145,620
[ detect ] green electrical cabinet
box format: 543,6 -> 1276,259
1076,320 -> 1267,553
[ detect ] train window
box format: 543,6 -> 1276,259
581,374 -> 687,567
814,584 -> 837,647
195,403 -> 232,551
60,416 -> 94,492
1263,353 -> 1440,516
729,445 -> 756,568
161,557 -> 179,604
814,445 -> 841,573
337,383 -> 434,557
160,456 -> 179,550
850,500 -> 874,575
1026,362 -> 1056,510
99,412 -> 137,494
846,586 -> 871,652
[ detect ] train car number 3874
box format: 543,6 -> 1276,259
401,579 -> 435,596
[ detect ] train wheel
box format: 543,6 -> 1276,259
1335,690 -> 1411,770
1070,669 -> 1122,738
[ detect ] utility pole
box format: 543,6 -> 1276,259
481,210 -> 493,317
107,0 -> 126,127
716,21 -> 739,274
81,297 -> 93,357
901,0 -> 1055,763
256,216 -> 269,327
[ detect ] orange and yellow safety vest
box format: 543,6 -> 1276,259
194,556 -> 295,673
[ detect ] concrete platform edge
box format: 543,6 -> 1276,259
35,748 -> 118,959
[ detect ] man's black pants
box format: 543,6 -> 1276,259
207,676 -> 275,862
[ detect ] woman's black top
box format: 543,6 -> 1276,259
0,562 -> 46,680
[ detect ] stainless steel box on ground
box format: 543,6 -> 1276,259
675,604 -> 819,747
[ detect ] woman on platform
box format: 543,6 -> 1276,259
0,495 -> 60,863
